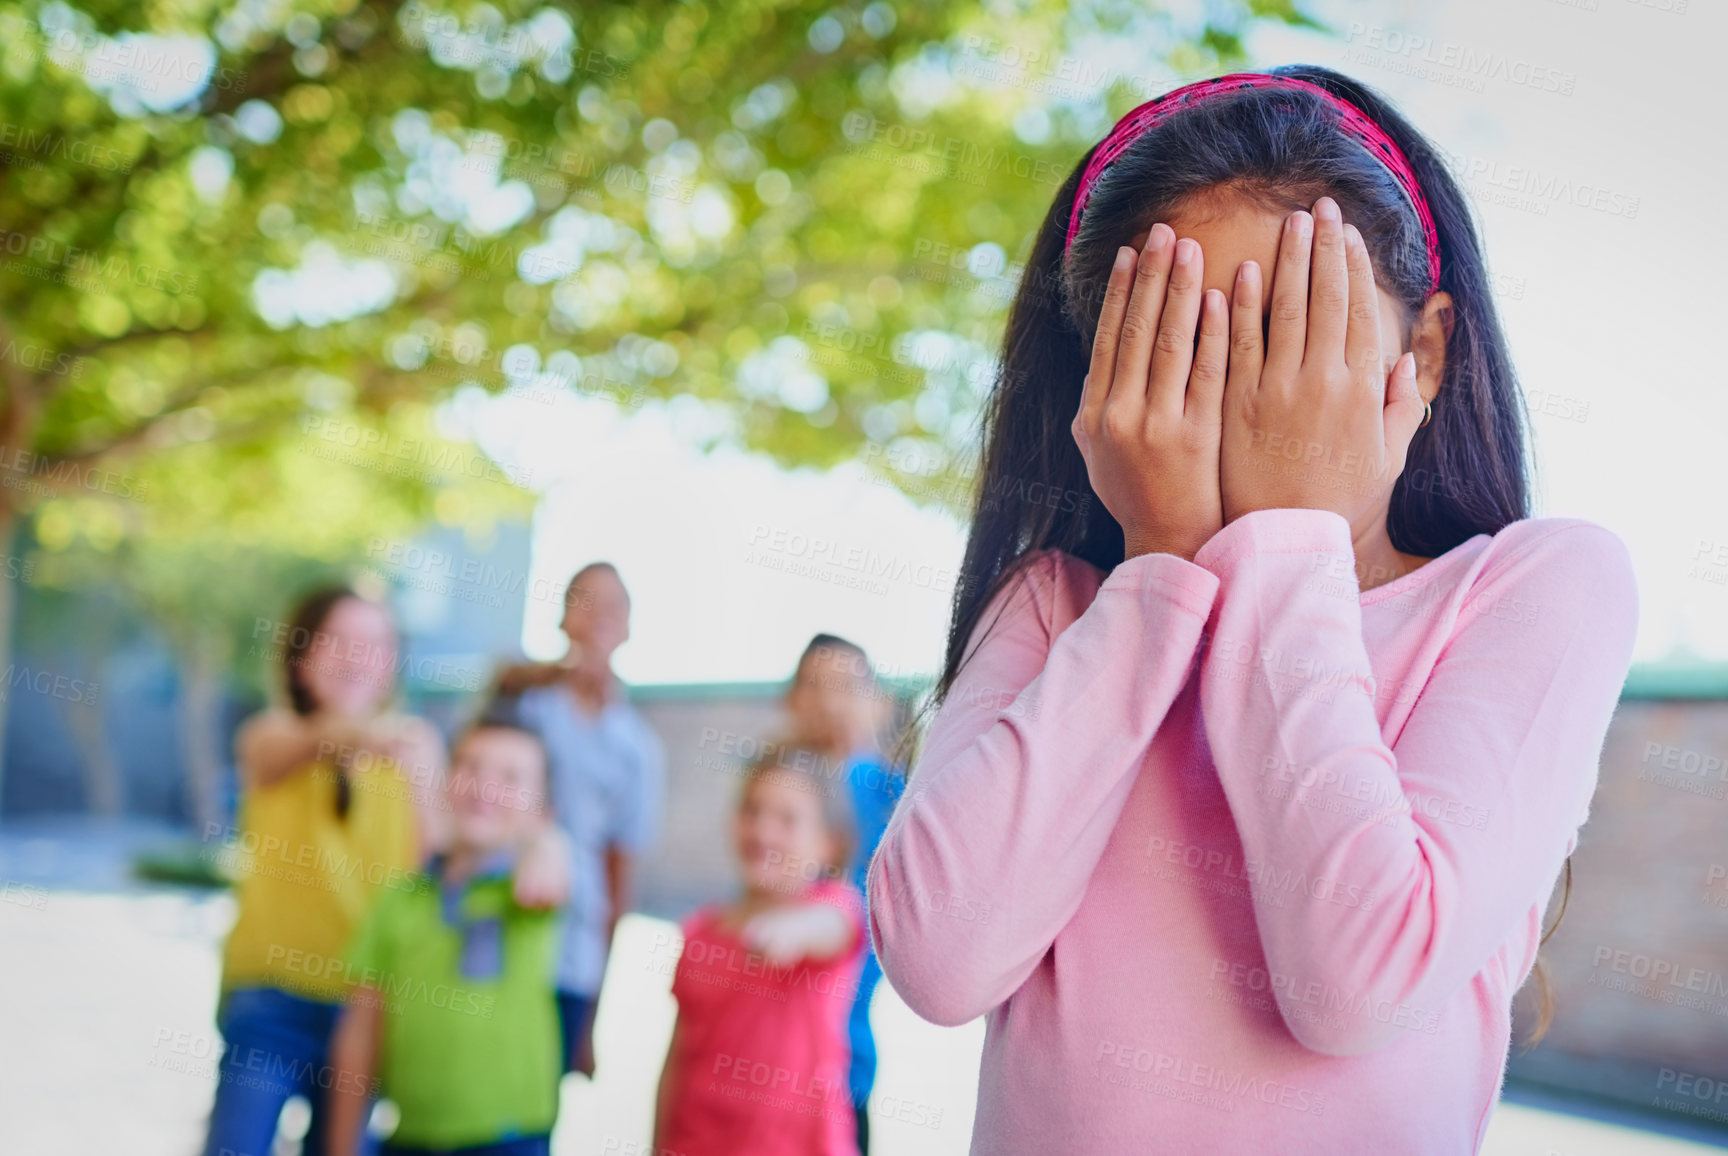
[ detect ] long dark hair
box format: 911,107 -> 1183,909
281,584 -> 372,819
283,585 -> 362,716
929,64 -> 1559,1035
942,64 -> 1527,705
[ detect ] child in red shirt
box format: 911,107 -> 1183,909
655,750 -> 865,1156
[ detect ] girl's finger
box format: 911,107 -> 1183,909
1186,288 -> 1229,422
1226,259 -> 1264,409
1081,246 -> 1137,432
1382,351 -> 1424,463
1343,224 -> 1382,386
1305,197 -> 1349,364
1110,224 -> 1177,415
1146,236 -> 1204,418
1264,210 -> 1312,382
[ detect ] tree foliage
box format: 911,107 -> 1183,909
0,0 -> 1312,659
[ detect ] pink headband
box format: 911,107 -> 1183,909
1064,72 -> 1442,293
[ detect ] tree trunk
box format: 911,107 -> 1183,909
62,680 -> 122,815
0,509 -> 16,823
179,637 -> 225,833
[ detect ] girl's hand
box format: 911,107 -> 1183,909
1220,197 -> 1424,525
1072,224 -> 1229,562
741,903 -> 853,966
512,823 -> 573,909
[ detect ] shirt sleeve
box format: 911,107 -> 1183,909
804,881 -> 867,965
867,548 -> 1221,1026
1193,510 -> 1638,1055
611,717 -> 665,854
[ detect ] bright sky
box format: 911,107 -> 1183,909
61,1 -> 1724,686
483,0 -> 1726,685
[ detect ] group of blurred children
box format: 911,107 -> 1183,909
201,562 -> 902,1156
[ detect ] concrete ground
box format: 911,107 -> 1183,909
0,821 -> 1721,1155
0,888 -> 1722,1156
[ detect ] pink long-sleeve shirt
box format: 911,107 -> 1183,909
868,508 -> 1638,1154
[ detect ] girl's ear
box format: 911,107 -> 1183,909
1412,291 -> 1453,404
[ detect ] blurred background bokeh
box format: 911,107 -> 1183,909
2,0 -> 1726,1152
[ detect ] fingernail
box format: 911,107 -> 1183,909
1237,260 -> 1256,283
1114,247 -> 1134,272
1290,212 -> 1311,238
1316,198 -> 1341,222
1147,223 -> 1172,249
1175,238 -> 1198,263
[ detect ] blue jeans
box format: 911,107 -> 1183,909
555,990 -> 595,1076
381,1139 -> 549,1156
202,986 -> 376,1156
848,950 -> 885,1106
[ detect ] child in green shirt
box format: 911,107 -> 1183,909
327,723 -> 564,1156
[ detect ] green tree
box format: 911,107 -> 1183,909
0,0 -> 1309,818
